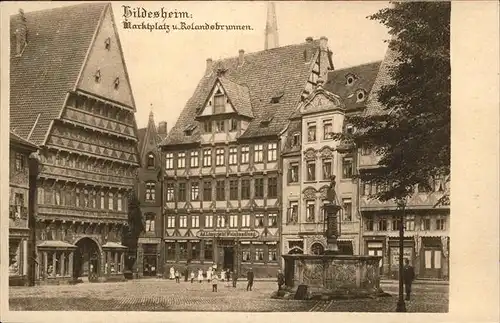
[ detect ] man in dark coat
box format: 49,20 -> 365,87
277,269 -> 285,291
184,266 -> 189,282
232,270 -> 238,288
403,258 -> 415,300
246,268 -> 254,291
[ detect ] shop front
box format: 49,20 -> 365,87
9,236 -> 29,286
419,236 -> 449,280
388,237 -> 415,279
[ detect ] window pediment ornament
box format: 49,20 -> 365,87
319,185 -> 330,199
304,148 -> 317,160
320,146 -> 334,158
302,187 -> 317,200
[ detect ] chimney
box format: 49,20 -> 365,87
206,58 -> 213,74
319,36 -> 328,51
15,9 -> 28,56
238,49 -> 245,66
305,37 -> 313,43
158,121 -> 168,136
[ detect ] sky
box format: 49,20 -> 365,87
4,1 -> 390,130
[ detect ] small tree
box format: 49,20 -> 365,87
122,191 -> 144,272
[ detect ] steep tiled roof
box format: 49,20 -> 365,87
137,127 -> 147,155
324,61 -> 382,111
9,3 -> 108,145
10,131 -> 38,150
218,77 -> 253,118
364,48 -> 399,116
162,40 -> 322,146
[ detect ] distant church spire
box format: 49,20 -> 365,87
149,103 -> 155,123
265,2 -> 279,50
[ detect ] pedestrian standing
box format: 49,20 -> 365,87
212,272 -> 218,292
198,268 -> 204,283
169,266 -> 175,280
175,270 -> 180,283
225,269 -> 231,287
246,268 -> 254,291
184,266 -> 189,282
403,258 -> 415,301
190,271 -> 195,283
277,269 -> 285,291
232,270 -> 238,288
207,267 -> 212,283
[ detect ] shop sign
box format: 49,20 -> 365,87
196,229 -> 259,239
390,247 -> 413,269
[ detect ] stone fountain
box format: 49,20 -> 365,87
280,176 -> 387,300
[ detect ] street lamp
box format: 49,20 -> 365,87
395,197 -> 407,312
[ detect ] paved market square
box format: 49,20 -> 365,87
9,280 -> 448,312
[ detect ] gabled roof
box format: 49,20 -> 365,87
324,61 -> 382,111
9,3 -> 108,145
138,111 -> 162,158
218,77 -> 253,118
10,130 -> 38,150
161,40 -> 322,146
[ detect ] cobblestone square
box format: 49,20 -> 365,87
9,279 -> 448,312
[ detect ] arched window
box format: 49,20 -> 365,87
311,243 -> 324,255
147,153 -> 155,168
145,182 -> 156,201
145,214 -> 155,232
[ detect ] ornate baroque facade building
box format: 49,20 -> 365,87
9,132 -> 38,286
135,112 -> 168,278
160,32 -> 333,276
9,3 -> 140,284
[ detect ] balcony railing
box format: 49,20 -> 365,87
37,205 -> 127,222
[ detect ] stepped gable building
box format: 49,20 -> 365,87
358,49 -> 450,280
135,111 -> 168,278
280,61 -> 382,263
10,3 -> 140,283
160,35 -> 334,277
9,131 -> 38,286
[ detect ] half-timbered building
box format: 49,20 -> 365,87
9,3 -> 140,284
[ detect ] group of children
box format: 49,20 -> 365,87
168,266 -> 255,292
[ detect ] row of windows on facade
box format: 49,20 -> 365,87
165,213 -> 278,229
364,216 -> 447,231
164,241 -> 278,263
37,187 -> 127,212
165,143 -> 278,170
287,157 -> 354,183
287,199 -> 353,224
300,120 -> 356,144
74,93 -> 135,126
361,179 -> 447,196
201,118 -> 238,134
162,177 -> 278,202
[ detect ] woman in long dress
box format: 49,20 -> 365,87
206,267 -> 212,283
197,268 -> 203,283
169,266 -> 175,280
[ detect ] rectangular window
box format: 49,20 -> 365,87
391,217 -> 401,231
306,160 -> 316,181
366,218 -> 374,231
214,95 -> 225,114
204,121 -> 212,133
190,151 -> 199,168
229,147 -> 238,165
267,177 -> 278,198
377,218 -> 387,231
241,179 -> 250,199
241,146 -> 249,164
363,182 -> 371,196
191,182 -> 199,201
255,214 -> 264,228
306,200 -> 315,222
255,247 -> 264,261
405,216 -> 415,231
165,153 -> 174,169
288,162 -> 299,183
436,218 -> 446,230
203,181 -> 212,201
421,218 -> 431,231
108,192 -> 114,210
342,198 -> 352,221
99,192 -> 104,209
230,119 -> 238,131
268,213 -> 278,227
361,145 -> 371,155
342,157 -> 353,179
216,120 -> 225,132
191,215 -> 200,228
267,143 -> 277,162
323,120 -> 333,140
229,179 -> 238,200
117,194 -> 122,211
191,242 -> 201,260
15,153 -> 24,171
177,152 -> 186,169
242,249 -> 251,263
217,215 -> 226,228
254,144 -> 263,163
322,159 -> 332,180
179,242 -> 188,260
229,215 -> 238,228
288,201 -> 298,224
216,180 -> 225,201
268,245 -> 278,262
205,214 -> 214,228
166,183 -> 175,202
254,178 -> 264,199
216,148 -> 225,166
204,241 -> 213,261
145,182 -> 156,201
242,214 -> 250,227
307,122 -> 317,141
203,149 -> 212,167
166,242 -> 175,260
178,183 -> 186,202
292,133 -> 300,147
179,215 -> 187,228
167,216 -> 175,228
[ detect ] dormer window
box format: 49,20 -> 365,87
271,91 -> 284,104
346,74 -> 356,86
184,124 -> 196,136
230,119 -> 238,131
292,133 -> 301,147
214,94 -> 225,114
95,69 -> 101,83
356,89 -> 366,102
105,37 -> 111,50
114,77 -> 120,90
147,153 -> 155,168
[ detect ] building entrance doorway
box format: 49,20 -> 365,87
223,247 -> 234,271
74,237 -> 100,282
